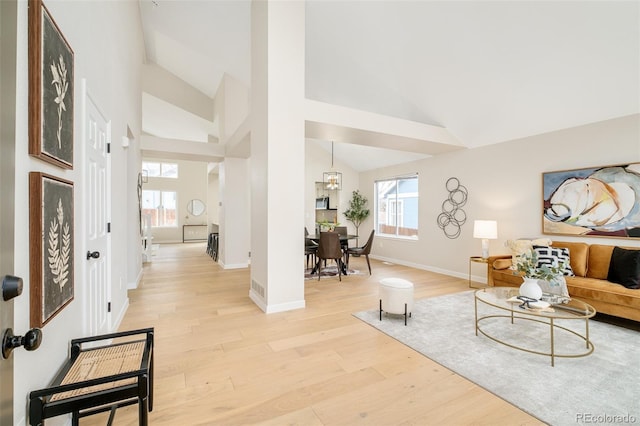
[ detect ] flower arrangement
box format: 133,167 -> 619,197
515,250 -> 566,283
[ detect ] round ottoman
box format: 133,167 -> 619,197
379,278 -> 414,325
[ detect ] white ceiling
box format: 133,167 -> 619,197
138,0 -> 639,170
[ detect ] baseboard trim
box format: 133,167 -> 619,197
369,254 -> 485,284
112,297 -> 129,332
127,268 -> 143,290
249,290 -> 305,314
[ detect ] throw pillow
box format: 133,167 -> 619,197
607,247 -> 640,289
505,238 -> 553,269
533,245 -> 575,276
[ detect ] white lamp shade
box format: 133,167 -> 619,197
473,220 -> 498,239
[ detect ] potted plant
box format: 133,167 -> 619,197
515,250 -> 566,299
343,190 -> 370,247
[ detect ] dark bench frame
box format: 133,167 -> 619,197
29,327 -> 154,426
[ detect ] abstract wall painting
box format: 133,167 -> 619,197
30,172 -> 74,328
29,0 -> 74,169
543,163 -> 640,239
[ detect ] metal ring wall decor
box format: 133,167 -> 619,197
437,177 -> 468,239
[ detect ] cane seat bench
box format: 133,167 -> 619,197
29,328 -> 154,426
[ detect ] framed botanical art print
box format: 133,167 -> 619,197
28,0 -> 74,169
543,163 -> 640,239
30,172 -> 74,328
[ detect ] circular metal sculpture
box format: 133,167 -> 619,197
437,177 -> 468,239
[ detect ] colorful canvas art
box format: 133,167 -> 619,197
543,163 -> 640,238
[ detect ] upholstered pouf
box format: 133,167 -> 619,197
379,278 -> 414,325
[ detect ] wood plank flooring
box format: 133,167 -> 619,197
83,243 -> 542,425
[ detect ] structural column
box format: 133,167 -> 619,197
218,158 -> 250,269
250,0 -> 305,312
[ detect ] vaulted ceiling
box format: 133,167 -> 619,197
138,0 -> 639,171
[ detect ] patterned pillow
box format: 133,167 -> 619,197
505,238 -> 553,269
533,245 -> 574,276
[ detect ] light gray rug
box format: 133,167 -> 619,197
353,291 -> 640,426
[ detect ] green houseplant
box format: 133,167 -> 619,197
516,251 -> 566,282
343,190 -> 370,246
515,250 -> 566,299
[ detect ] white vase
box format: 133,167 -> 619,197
519,277 -> 543,300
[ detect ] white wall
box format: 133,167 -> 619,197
143,157 -> 209,243
12,1 -> 144,424
207,170 -> 220,228
361,114 -> 640,283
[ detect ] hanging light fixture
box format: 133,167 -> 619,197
323,141 -> 342,190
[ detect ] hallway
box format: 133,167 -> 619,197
85,243 -> 537,425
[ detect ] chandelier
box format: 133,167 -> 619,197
323,141 -> 342,190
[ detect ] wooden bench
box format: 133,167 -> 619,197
29,328 -> 154,426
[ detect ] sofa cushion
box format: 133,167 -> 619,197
567,276 -> 640,309
550,242 -> 589,277
607,247 -> 640,289
586,245 -> 615,279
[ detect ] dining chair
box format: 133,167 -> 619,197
334,225 -> 349,255
304,227 -> 318,269
346,229 -> 375,275
315,232 -> 344,281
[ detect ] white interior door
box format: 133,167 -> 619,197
84,82 -> 111,336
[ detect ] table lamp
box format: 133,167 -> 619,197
473,220 -> 497,259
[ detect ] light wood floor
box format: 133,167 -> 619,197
85,243 -> 542,425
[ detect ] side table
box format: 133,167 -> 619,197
469,256 -> 489,289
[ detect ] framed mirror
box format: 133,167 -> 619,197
187,199 -> 206,216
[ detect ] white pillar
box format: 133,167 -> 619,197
218,158 -> 250,269
250,0 -> 305,313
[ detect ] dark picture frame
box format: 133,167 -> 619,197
542,163 -> 640,239
30,172 -> 74,328
28,0 -> 74,169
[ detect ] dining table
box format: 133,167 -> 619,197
306,233 -> 358,275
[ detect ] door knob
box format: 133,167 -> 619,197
86,251 -> 100,260
2,328 -> 42,359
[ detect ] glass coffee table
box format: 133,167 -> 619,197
474,287 -> 595,366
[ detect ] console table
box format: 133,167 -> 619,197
29,328 -> 154,425
182,224 -> 208,242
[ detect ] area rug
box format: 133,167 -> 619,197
353,291 -> 640,425
304,265 -> 361,280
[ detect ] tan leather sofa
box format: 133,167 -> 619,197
487,241 -> 640,322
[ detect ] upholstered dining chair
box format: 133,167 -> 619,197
334,226 -> 349,250
304,227 -> 318,269
346,229 -> 375,275
315,232 -> 345,281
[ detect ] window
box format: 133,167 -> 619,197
142,190 -> 177,227
142,161 -> 178,178
375,175 -> 418,238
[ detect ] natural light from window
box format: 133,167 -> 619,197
375,175 -> 418,238
142,161 -> 178,178
142,190 -> 177,227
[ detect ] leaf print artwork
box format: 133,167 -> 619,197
48,198 -> 70,290
50,55 -> 68,149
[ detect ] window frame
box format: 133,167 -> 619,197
141,189 -> 178,228
374,175 -> 419,240
142,161 -> 179,179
